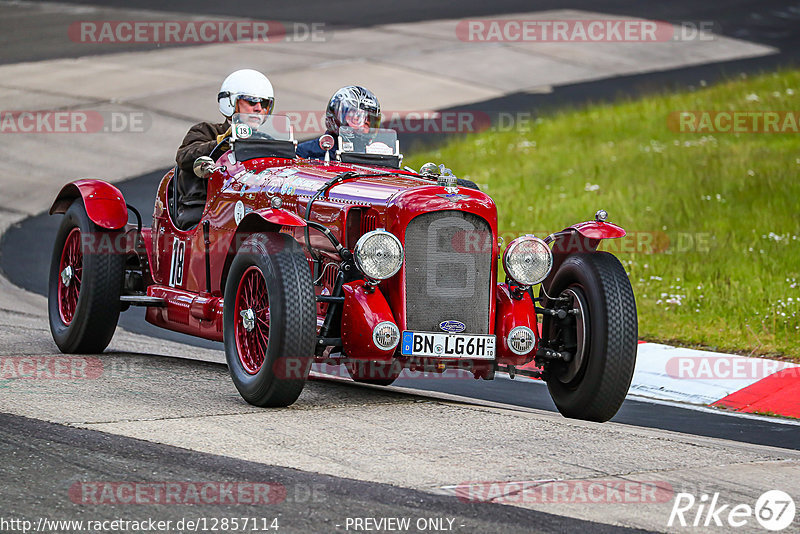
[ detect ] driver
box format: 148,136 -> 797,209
174,69 -> 274,229
296,85 -> 380,160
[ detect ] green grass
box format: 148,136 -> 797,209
406,70 -> 800,360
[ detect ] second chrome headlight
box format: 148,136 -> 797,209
503,235 -> 552,286
354,230 -> 404,281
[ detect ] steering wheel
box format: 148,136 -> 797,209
209,136 -> 231,161
249,131 -> 275,141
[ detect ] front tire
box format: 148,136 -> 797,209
48,200 -> 124,353
223,233 -> 316,407
456,178 -> 480,190
540,252 -> 637,422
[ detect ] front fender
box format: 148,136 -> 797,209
547,221 -> 626,255
341,281 -> 398,361
543,221 -> 627,290
569,220 -> 626,240
241,208 -> 307,228
495,284 -> 538,366
49,179 -> 128,230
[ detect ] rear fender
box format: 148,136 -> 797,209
49,179 -> 128,230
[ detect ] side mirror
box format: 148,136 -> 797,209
319,134 -> 335,164
319,134 -> 335,151
193,156 -> 216,178
420,162 -> 440,176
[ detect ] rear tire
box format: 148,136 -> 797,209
48,200 -> 124,353
540,252 -> 637,422
223,233 -> 316,407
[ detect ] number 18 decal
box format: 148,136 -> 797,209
169,237 -> 186,287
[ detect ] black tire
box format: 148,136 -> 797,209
223,233 -> 316,407
345,359 -> 401,386
540,252 -> 637,422
48,199 -> 124,353
456,178 -> 480,190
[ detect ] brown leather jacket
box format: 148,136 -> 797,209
174,120 -> 229,228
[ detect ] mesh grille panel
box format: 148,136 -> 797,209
404,211 -> 492,334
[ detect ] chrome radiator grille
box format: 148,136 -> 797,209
404,211 -> 492,334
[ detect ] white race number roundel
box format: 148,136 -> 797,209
234,124 -> 252,139
234,200 -> 245,225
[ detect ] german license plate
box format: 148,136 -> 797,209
400,331 -> 496,359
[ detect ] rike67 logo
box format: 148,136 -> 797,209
669,490 -> 795,531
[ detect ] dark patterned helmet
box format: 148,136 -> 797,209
325,86 -> 381,135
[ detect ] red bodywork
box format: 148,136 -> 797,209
341,281 -> 397,361
50,179 -> 128,230
50,148 -> 626,372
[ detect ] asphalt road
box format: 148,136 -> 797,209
3,168 -> 799,452
2,412 -> 647,534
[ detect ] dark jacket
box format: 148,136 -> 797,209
174,120 -> 229,228
296,135 -> 337,160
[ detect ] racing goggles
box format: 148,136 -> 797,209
237,94 -> 275,114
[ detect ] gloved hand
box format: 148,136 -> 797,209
216,126 -> 232,145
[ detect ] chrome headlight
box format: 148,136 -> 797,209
503,235 -> 552,286
354,230 -> 404,281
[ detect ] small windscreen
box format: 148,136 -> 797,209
338,126 -> 399,156
231,114 -> 294,142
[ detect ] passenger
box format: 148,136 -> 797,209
174,69 -> 274,229
296,85 -> 381,160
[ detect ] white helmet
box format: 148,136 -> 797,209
217,69 -> 275,117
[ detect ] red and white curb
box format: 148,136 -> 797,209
630,342 -> 800,418
520,341 -> 800,420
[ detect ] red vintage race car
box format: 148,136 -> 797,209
47,114 -> 637,422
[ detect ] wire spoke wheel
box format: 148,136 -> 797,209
234,266 -> 270,374
57,227 -> 83,325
